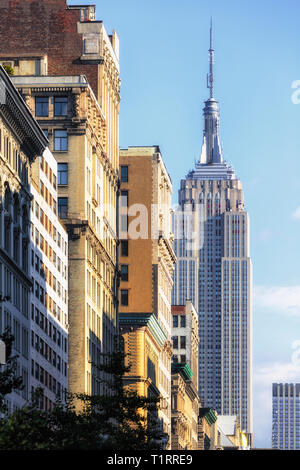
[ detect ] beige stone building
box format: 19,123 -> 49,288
119,146 -> 176,448
30,147 -> 68,409
198,408 -> 219,450
11,73 -> 120,398
171,301 -> 199,449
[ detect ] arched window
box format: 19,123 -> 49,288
13,194 -> 19,224
22,205 -> 28,233
4,185 -> 12,253
4,185 -> 11,213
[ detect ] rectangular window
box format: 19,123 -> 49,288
35,59 -> 41,76
120,214 -> 128,232
121,289 -> 128,306
120,190 -> 128,207
120,265 -> 128,282
180,336 -> 186,349
120,240 -> 128,257
54,130 -> 68,151
172,315 -> 178,328
120,166 -> 128,183
180,315 -> 186,328
180,355 -> 186,364
58,198 -> 68,219
172,336 -> 178,349
54,97 -> 68,116
35,97 -> 49,117
58,163 -> 68,185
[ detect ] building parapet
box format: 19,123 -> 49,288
119,312 -> 167,348
171,363 -> 193,382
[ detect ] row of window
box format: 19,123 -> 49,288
31,360 -> 67,399
32,201 -> 67,254
35,96 -> 68,118
31,304 -> 67,353
172,336 -> 186,349
172,355 -> 186,364
172,314 -> 186,328
0,128 -> 29,186
42,129 -> 68,152
31,331 -> 67,376
40,155 -> 57,189
33,226 -> 67,271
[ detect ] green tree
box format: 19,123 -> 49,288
0,336 -> 167,450
2,64 -> 14,76
0,328 -> 24,411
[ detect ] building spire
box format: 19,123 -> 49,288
207,17 -> 214,99
200,19 -> 223,165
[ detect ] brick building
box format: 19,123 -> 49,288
119,146 -> 176,448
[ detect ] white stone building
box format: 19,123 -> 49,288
29,147 -> 68,409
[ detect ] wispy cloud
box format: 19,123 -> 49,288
258,228 -> 273,242
292,206 -> 300,220
254,285 -> 300,316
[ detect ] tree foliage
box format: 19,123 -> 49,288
2,64 -> 14,76
0,328 -> 23,411
0,337 -> 167,450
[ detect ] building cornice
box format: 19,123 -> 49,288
0,67 -> 48,161
119,312 -> 167,348
171,363 -> 193,382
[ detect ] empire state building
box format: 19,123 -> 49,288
172,24 -> 253,434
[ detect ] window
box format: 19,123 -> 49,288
84,36 -> 99,54
172,355 -> 178,364
35,59 -> 41,76
54,97 -> 68,116
180,355 -> 186,364
120,265 -> 128,282
58,163 -> 68,185
180,315 -> 186,328
172,336 -> 178,349
58,198 -> 68,219
35,97 -> 49,117
121,290 -> 128,306
43,129 -> 49,139
120,190 -> 128,207
120,214 -> 128,232
120,166 -> 128,183
173,315 -> 178,327
120,240 -> 128,257
54,130 -> 68,151
180,336 -> 186,349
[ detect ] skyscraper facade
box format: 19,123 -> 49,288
272,383 -> 300,450
172,26 -> 252,433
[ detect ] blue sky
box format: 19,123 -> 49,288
71,0 -> 300,447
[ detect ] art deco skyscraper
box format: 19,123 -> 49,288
172,24 -> 252,434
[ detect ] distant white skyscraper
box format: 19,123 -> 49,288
172,23 -> 252,434
272,383 -> 300,450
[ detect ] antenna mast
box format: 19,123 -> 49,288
207,18 -> 214,99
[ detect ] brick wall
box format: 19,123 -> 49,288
0,0 -> 99,97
